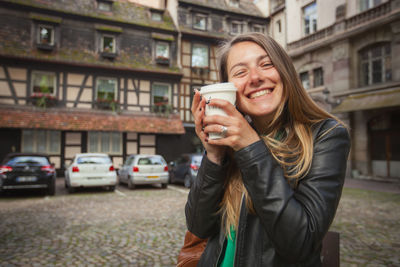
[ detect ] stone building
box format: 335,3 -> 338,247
0,0 -> 185,173
283,0 -> 400,180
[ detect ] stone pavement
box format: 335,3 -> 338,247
0,177 -> 399,266
0,181 -> 189,267
344,177 -> 400,194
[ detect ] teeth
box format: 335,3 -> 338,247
249,89 -> 271,99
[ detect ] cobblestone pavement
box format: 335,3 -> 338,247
0,180 -> 189,266
0,179 -> 399,266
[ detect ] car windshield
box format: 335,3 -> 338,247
6,156 -> 49,166
137,156 -> 165,165
191,155 -> 203,165
77,156 -> 111,164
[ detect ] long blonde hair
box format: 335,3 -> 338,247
217,33 -> 342,235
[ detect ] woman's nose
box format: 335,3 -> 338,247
249,68 -> 263,86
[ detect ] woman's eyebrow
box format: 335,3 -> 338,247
229,54 -> 270,73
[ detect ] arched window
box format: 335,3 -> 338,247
359,42 -> 391,87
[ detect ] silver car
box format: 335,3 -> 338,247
118,154 -> 169,189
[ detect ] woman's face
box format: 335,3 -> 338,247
227,41 -> 284,124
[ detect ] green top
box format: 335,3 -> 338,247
218,227 -> 236,267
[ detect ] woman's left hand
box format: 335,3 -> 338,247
203,99 -> 261,151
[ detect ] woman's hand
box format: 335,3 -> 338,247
202,98 -> 261,152
191,90 -> 227,165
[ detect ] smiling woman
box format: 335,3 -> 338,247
179,33 -> 351,267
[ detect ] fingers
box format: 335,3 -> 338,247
205,98 -> 239,117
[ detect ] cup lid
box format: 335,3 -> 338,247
200,82 -> 237,94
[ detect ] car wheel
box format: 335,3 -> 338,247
68,186 -> 75,194
161,183 -> 168,189
184,174 -> 191,188
47,179 -> 56,196
108,186 -> 116,191
128,177 -> 135,190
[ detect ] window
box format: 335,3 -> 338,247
313,67 -> 324,87
37,25 -> 54,45
193,14 -> 207,30
191,43 -> 209,68
360,43 -> 391,86
231,21 -> 243,35
32,71 -> 56,94
155,41 -> 170,64
152,83 -> 171,106
151,11 -> 163,21
300,71 -> 310,90
98,0 -> 112,11
101,34 -> 116,53
303,2 -> 317,35
229,0 -> 239,8
276,20 -> 282,33
96,77 -> 117,101
88,132 -> 121,154
360,0 -> 382,11
253,24 -> 264,33
22,130 -> 60,154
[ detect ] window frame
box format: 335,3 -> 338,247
155,41 -> 171,65
37,24 -> 55,46
192,13 -> 207,31
151,82 -> 172,106
88,131 -> 122,154
97,0 -> 112,12
31,71 -> 57,95
100,33 -> 116,54
253,24 -> 264,33
313,67 -> 324,88
191,43 -> 209,68
303,2 -> 317,36
300,71 -> 310,90
151,11 -> 163,21
22,130 -> 61,154
230,21 -> 243,35
359,43 -> 391,87
95,77 -> 118,101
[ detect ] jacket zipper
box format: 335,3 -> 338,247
233,193 -> 245,267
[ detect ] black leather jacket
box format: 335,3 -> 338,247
185,119 -> 351,266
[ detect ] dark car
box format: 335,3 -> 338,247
0,153 -> 56,195
169,153 -> 203,188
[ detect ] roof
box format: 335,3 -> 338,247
2,0 -> 176,31
332,88 -> 400,113
0,106 -> 185,134
179,0 -> 264,17
0,0 -> 181,74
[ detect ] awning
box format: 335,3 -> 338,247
332,88 -> 400,113
0,106 -> 185,134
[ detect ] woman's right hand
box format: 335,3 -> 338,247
191,90 -> 226,165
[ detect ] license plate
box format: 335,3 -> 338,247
16,176 -> 37,182
147,176 -> 159,179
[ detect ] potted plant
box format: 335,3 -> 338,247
30,92 -> 57,108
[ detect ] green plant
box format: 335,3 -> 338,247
30,92 -> 56,108
151,103 -> 173,117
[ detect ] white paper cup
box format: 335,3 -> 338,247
200,82 -> 237,139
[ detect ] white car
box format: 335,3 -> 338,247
65,153 -> 117,193
118,154 -> 169,189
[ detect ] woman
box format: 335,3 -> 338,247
185,32 -> 351,266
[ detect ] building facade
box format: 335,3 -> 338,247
0,0 -> 185,173
168,0 -> 268,153
284,0 -> 400,180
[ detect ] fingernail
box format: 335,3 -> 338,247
205,138 -> 208,142
205,99 -> 210,104
199,107 -> 202,111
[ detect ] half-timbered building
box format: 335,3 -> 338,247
0,0 -> 185,173
168,0 -> 268,154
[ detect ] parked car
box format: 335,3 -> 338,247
64,153 -> 117,193
0,153 -> 56,195
118,154 -> 169,189
169,153 -> 203,188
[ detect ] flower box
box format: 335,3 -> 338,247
30,93 -> 58,108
